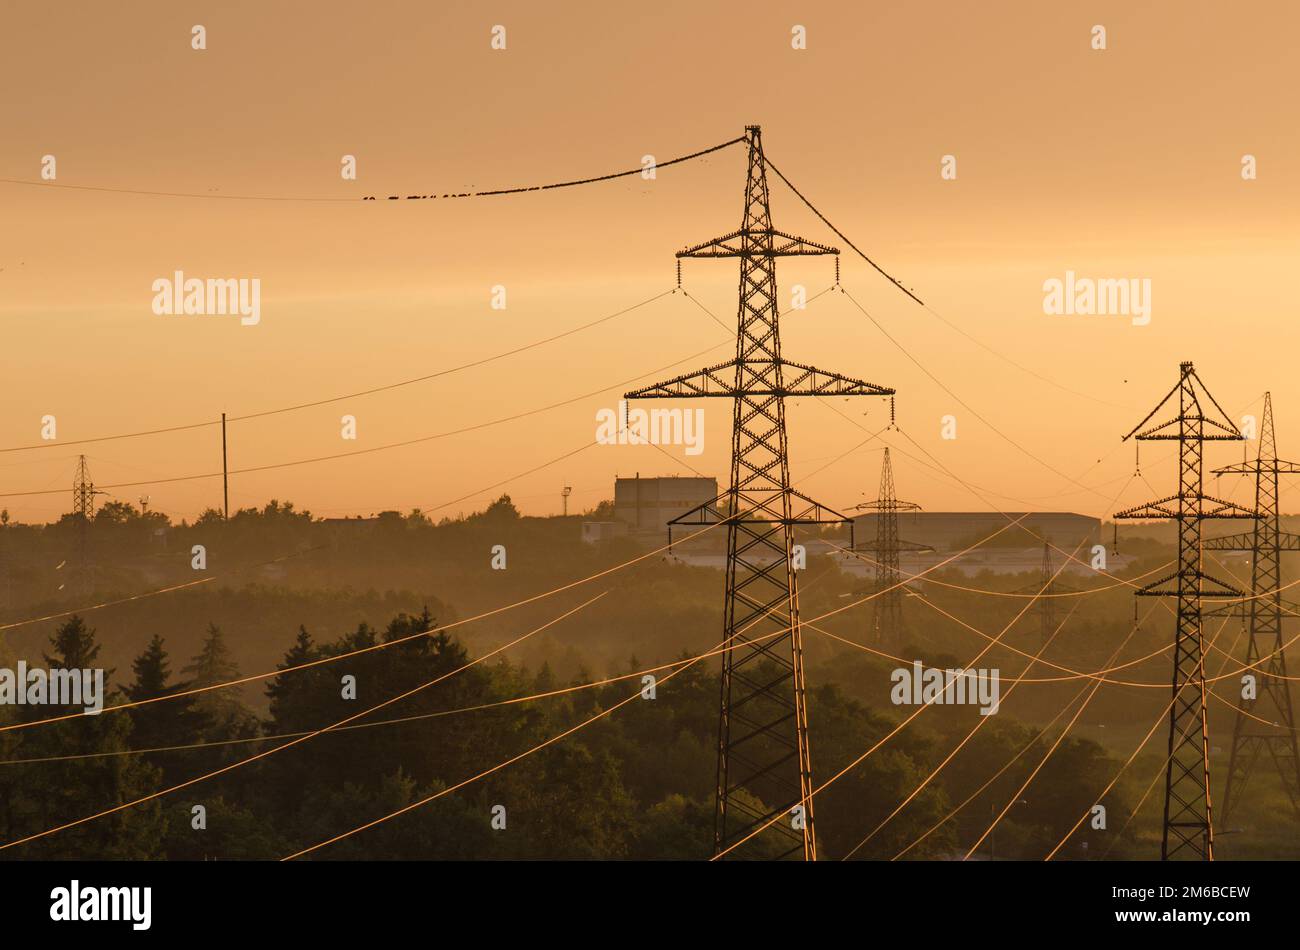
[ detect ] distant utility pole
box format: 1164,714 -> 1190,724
1202,392 -> 1300,826
222,412 -> 229,520
561,485 -> 572,517
625,125 -> 895,861
850,448 -> 932,648
1115,361 -> 1253,861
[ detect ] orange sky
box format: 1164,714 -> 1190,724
1,1 -> 1297,523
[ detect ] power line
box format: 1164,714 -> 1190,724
367,136 -> 746,201
0,520 -> 727,736
764,154 -> 1136,411
961,607 -> 1148,860
840,286 -> 1114,504
0,290 -> 676,455
0,593 -> 607,852
711,536 -> 1091,860
0,544 -> 329,635
0,136 -> 745,203
840,596 -> 1089,860
1045,616 -> 1239,860
0,630 -> 791,768
762,155 -> 923,305
0,335 -> 732,499
889,599 -> 1163,860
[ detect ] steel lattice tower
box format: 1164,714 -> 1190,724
625,126 -> 894,860
1115,362 -> 1253,860
1202,392 -> 1300,825
72,454 -> 97,596
1016,540 -> 1077,645
851,448 -> 931,647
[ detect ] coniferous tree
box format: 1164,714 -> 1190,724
126,634 -> 208,781
182,623 -> 258,754
1,616 -> 164,860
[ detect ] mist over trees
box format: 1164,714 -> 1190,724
0,495 -> 1290,859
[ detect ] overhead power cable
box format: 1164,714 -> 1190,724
0,136 -> 745,203
0,519 -> 728,736
0,335 -> 732,499
0,593 -> 607,852
0,290 -> 675,455
367,136 -> 745,201
764,154 -> 1135,411
712,536 -> 1091,859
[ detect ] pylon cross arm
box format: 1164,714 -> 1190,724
788,488 -> 857,526
1115,494 -> 1257,521
625,359 -> 894,399
1198,495 -> 1259,519
850,500 -> 923,513
1134,569 -> 1245,598
780,359 -> 894,396
666,487 -> 857,527
1130,415 -> 1244,441
1114,495 -> 1180,520
1203,596 -> 1300,618
1202,530 -> 1255,551
677,228 -> 839,258
1213,459 -> 1300,476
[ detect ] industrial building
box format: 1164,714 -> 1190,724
612,474 -> 718,534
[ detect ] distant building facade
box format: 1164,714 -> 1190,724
613,475 -> 718,534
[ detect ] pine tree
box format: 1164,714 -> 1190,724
127,635 -> 208,781
128,635 -> 169,698
182,623 -> 239,687
182,623 -> 257,751
265,625 -> 319,730
3,617 -> 165,859
43,614 -> 109,680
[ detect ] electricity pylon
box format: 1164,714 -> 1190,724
72,455 -> 102,596
625,125 -> 894,860
1115,362 -> 1254,860
850,448 -> 931,648
1015,540 -> 1077,645
0,510 -> 10,617
1201,392 -> 1300,826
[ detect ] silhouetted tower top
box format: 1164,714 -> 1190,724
73,455 -> 96,521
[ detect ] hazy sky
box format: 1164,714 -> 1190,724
1,1 -> 1297,523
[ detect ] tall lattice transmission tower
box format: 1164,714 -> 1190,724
0,509 -> 10,618
1115,361 -> 1253,860
72,454 -> 102,596
1015,539 -> 1077,645
625,125 -> 894,860
850,448 -> 931,647
1202,392 -> 1300,826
